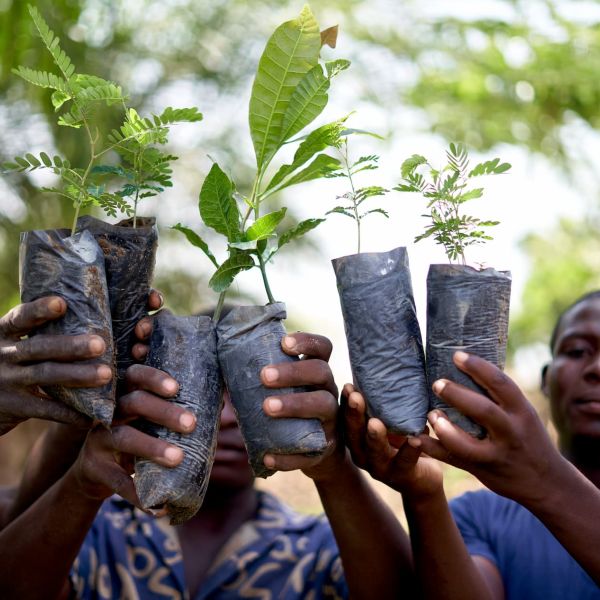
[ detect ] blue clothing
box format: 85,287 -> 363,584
70,491 -> 348,600
450,489 -> 600,599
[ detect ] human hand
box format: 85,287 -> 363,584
419,351 -> 565,507
259,332 -> 342,482
343,384 -> 443,500
69,364 -> 196,506
0,297 -> 112,435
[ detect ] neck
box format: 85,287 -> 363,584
561,436 -> 600,489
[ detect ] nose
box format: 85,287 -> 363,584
583,351 -> 600,382
220,389 -> 238,428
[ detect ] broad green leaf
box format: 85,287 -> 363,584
265,119 -> 346,193
199,163 -> 241,242
172,224 -> 219,268
278,218 -> 325,249
229,240 -> 259,251
268,153 -> 340,195
209,253 -> 255,293
246,208 -> 287,241
279,59 -> 350,146
249,5 -> 321,172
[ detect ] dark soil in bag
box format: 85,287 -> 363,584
77,215 -> 157,389
217,303 -> 327,478
19,228 -> 115,426
426,264 -> 511,438
134,312 -> 222,525
332,247 -> 429,436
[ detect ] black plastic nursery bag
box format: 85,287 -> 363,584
217,303 -> 327,478
19,228 -> 116,425
333,247 -> 429,435
134,312 -> 222,525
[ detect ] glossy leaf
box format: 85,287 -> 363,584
172,224 -> 219,268
209,253 -> 255,293
246,208 -> 287,241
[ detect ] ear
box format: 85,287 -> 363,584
540,364 -> 549,396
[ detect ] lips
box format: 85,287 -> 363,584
573,397 -> 600,415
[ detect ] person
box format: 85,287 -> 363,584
344,290 -> 600,598
0,298 -> 414,599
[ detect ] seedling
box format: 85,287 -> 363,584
395,143 -> 511,264
175,5 -> 349,319
326,135 -> 388,254
3,5 -> 202,232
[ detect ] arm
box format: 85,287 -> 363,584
420,350 -> 600,586
0,364 -> 195,599
343,385 -> 502,600
260,334 -> 416,600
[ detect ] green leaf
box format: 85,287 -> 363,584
265,118 -> 346,193
25,153 -> 41,168
401,154 -> 427,178
326,206 -> 354,218
209,253 -> 255,293
172,224 -> 219,268
457,188 -> 484,202
278,218 -> 325,249
249,5 -> 321,172
39,152 -> 52,167
199,163 -> 241,242
12,66 -> 68,92
267,153 -> 340,196
155,106 -> 203,124
246,208 -> 287,241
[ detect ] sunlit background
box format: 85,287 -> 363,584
1,0 -> 600,513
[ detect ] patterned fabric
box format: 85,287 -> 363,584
70,491 -> 348,600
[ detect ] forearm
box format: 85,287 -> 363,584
404,489 -> 500,600
314,451 -> 416,600
522,457 -> 600,585
0,466 -> 102,599
5,423 -> 88,524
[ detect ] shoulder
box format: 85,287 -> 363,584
450,489 -> 522,524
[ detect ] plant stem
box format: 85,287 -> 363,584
257,252 -> 276,304
213,291 -> 227,322
340,141 -> 361,254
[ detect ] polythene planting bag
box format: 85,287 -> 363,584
19,228 -> 116,426
134,312 -> 223,525
77,215 -> 158,389
332,247 -> 429,436
217,303 -> 327,478
426,264 -> 512,438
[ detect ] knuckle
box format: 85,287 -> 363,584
125,364 -> 145,384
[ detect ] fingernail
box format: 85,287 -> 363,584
432,380 -> 447,395
263,454 -> 276,469
348,395 -> 359,410
407,437 -> 421,448
48,297 -> 64,314
428,411 -> 439,425
262,367 -> 279,383
267,398 -> 283,413
367,425 -> 378,439
164,447 -> 183,462
435,415 -> 450,429
157,292 -> 164,307
89,336 -> 105,355
454,351 -> 469,364
283,335 -> 296,350
163,378 -> 178,395
179,413 -> 195,429
97,365 -> 112,382
140,321 -> 151,335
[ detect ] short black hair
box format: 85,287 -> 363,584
549,290 -> 600,355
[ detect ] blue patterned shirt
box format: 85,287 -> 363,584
70,491 -> 348,600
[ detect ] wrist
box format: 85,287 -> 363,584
66,462 -> 113,503
309,447 -> 355,486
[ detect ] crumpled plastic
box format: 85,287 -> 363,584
426,264 -> 512,438
77,216 -> 157,389
333,247 -> 429,435
19,228 -> 116,425
134,312 -> 222,525
217,303 -> 327,478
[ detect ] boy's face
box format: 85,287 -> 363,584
543,297 -> 600,444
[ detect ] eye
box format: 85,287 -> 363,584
565,348 -> 587,359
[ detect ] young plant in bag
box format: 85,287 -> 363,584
174,5 -> 349,319
395,142 -> 511,264
3,4 -> 202,232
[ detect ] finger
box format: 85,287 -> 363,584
147,289 -> 164,312
117,390 -> 196,433
125,364 -> 178,397
8,390 -> 91,427
432,378 -> 510,434
110,425 -> 184,468
364,418 -> 397,467
263,452 -> 325,472
426,410 -> 495,464
134,317 -> 153,343
0,297 -> 66,338
261,359 -> 338,397
1,334 -> 105,364
4,362 -> 112,388
281,332 -> 333,361
453,351 -> 526,413
344,389 -> 368,466
263,390 -> 337,424
131,343 -> 149,362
